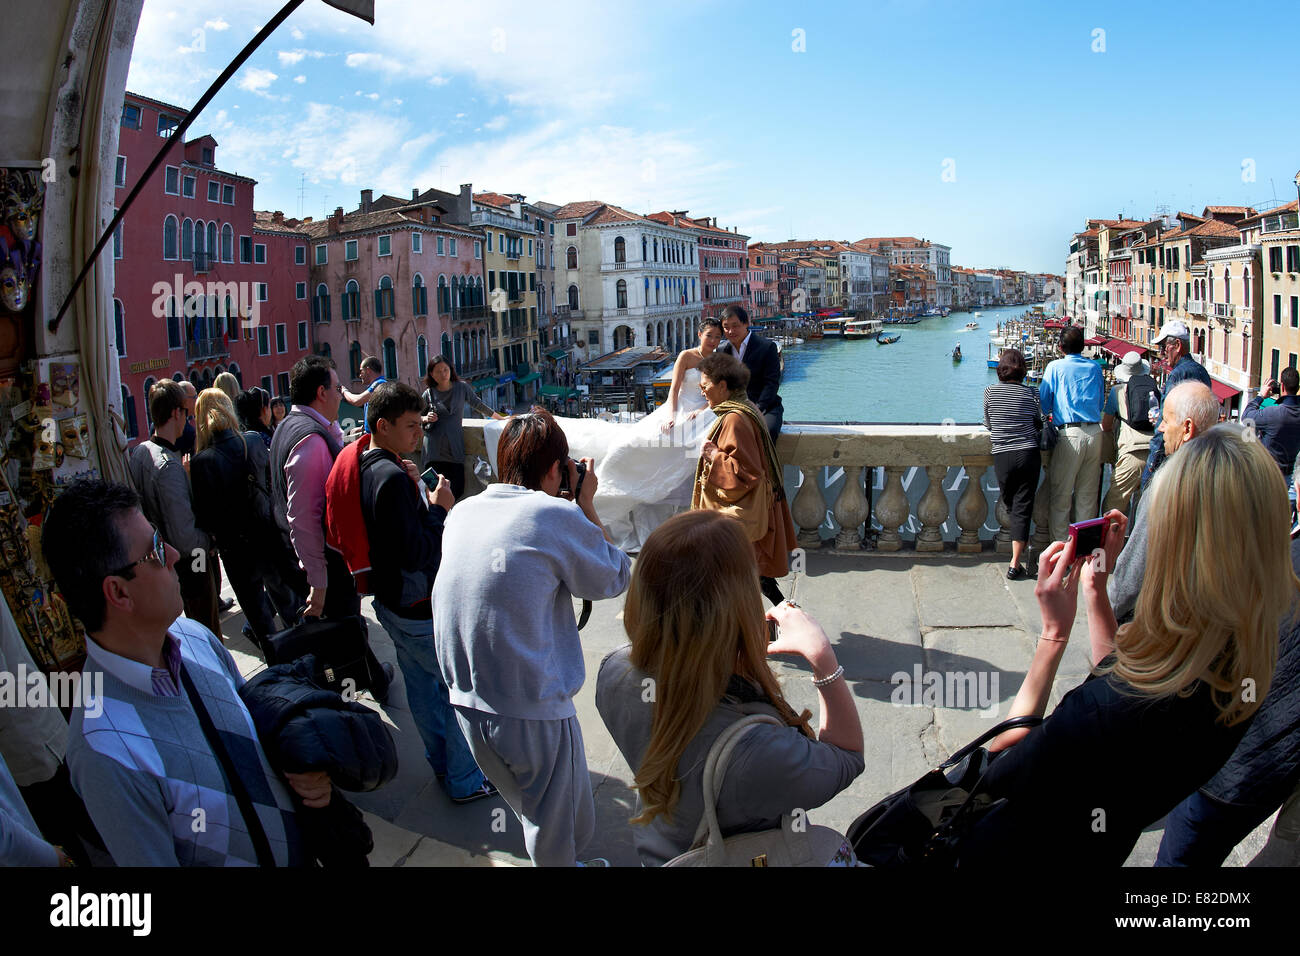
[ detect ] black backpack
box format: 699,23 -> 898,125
1119,374 -> 1159,434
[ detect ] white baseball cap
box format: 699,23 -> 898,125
1152,320 -> 1191,345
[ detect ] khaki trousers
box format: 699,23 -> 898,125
1048,423 -> 1103,541
1102,448 -> 1149,518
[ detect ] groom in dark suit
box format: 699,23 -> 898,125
718,305 -> 784,441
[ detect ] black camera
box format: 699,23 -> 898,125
559,458 -> 587,497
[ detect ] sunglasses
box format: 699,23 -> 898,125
108,529 -> 167,579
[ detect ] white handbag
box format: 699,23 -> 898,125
664,713 -> 854,867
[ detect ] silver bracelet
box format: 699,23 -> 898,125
812,665 -> 844,688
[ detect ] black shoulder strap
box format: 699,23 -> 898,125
179,661 -> 277,867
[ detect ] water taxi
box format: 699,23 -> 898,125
965,321 -> 979,331
844,319 -> 884,340
821,317 -> 848,337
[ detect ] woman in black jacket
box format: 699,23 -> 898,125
237,385 -> 274,448
191,388 -> 298,649
962,426 -> 1299,865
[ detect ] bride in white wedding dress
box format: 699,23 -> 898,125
483,320 -> 724,551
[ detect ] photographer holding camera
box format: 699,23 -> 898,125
434,407 -> 631,866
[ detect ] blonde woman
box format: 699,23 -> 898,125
214,371 -> 241,406
190,388 -> 292,649
596,510 -> 863,866
960,425 -> 1299,865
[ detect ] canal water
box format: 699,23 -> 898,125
781,304 -> 1034,424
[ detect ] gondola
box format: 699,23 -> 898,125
876,332 -> 901,345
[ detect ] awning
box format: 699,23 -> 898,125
1101,338 -> 1147,358
1209,378 -> 1242,402
471,376 -> 497,389
497,372 -> 517,384
539,384 -> 577,397
1043,319 -> 1065,328
517,372 -> 541,385
546,348 -> 567,360
1084,336 -> 1107,346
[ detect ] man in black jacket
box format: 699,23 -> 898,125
718,304 -> 784,441
360,383 -> 496,804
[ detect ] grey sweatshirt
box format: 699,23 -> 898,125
434,484 -> 631,720
1107,491 -> 1149,623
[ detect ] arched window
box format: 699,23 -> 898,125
113,299 -> 126,357
193,219 -> 206,255
349,341 -> 363,379
568,284 -> 579,311
616,279 -> 627,309
122,384 -> 138,439
163,215 -> 178,260
221,224 -> 233,263
645,324 -> 652,345
412,274 -> 427,315
1223,266 -> 1231,304
566,246 -> 577,270
344,279 -> 360,321
1209,274 -> 1215,303
207,222 -> 217,259
1244,268 -> 1252,307
142,377 -> 156,431
181,218 -> 193,260
437,274 -> 448,313
375,275 -> 394,318
417,334 -> 428,374
642,236 -> 648,262
441,332 -> 451,361
653,238 -> 658,261
228,363 -> 242,387
474,276 -> 483,307
383,338 -> 398,380
313,283 -> 330,323
655,276 -> 661,305
614,236 -> 626,263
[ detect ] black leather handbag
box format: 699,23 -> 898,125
846,714 -> 1043,867
263,615 -> 378,696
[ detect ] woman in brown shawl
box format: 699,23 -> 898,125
691,352 -> 797,605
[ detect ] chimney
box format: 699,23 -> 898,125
328,206 -> 344,234
272,210 -> 284,226
458,184 -> 473,224
361,189 -> 373,213
413,187 -> 420,200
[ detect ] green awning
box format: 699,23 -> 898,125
516,372 -> 542,385
546,348 -> 567,360
472,376 -> 497,389
539,384 -> 577,397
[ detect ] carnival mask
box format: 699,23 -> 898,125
2,171 -> 42,243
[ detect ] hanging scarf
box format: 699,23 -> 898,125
696,399 -> 786,500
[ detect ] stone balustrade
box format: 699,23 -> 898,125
462,420 -> 1069,556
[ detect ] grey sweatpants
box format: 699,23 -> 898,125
454,706 -> 595,866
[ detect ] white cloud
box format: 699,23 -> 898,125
454,112 -> 466,119
346,52 -> 405,76
238,67 -> 279,94
291,26 -> 305,40
278,51 -> 304,66
393,98 -> 403,106
428,76 -> 450,87
366,92 -> 380,101
294,75 -> 306,84
204,17 -> 229,30
483,115 -> 507,131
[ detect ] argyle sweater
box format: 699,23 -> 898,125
67,618 -> 302,866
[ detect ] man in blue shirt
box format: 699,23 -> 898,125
1140,320 -> 1211,490
1039,325 -> 1104,541
341,355 -> 387,434
1242,367 -> 1300,504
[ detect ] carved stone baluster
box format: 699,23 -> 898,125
790,465 -> 826,549
833,465 -> 868,549
875,466 -> 908,552
956,460 -> 989,554
1029,448 -> 1053,556
916,465 -> 951,552
994,493 -> 1012,554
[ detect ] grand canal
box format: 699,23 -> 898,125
780,304 -> 1041,424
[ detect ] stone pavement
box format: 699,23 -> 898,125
215,550 -> 1296,867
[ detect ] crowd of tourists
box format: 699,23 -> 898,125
2,306 -> 1298,869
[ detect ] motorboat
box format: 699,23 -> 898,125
965,321 -> 979,331
876,332 -> 901,345
844,319 -> 884,340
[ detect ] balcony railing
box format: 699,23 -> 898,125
603,260 -> 628,271
459,423 -> 1112,556
449,306 -> 488,324
1188,299 -> 1205,315
193,251 -> 210,273
185,336 -> 228,362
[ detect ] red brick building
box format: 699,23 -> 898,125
113,92 -> 311,440
647,211 -> 749,320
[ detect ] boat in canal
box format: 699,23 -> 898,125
952,344 -> 963,362
844,319 -> 884,340
876,332 -> 901,345
965,321 -> 979,331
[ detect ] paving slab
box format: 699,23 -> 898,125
912,560 -> 1021,628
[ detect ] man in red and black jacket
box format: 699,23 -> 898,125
359,382 -> 497,804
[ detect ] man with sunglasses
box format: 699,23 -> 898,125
43,480 -> 327,866
128,379 -> 220,635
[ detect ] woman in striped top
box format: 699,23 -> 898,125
984,348 -> 1042,579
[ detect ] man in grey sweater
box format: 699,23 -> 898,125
1109,382 -> 1220,622
435,409 -> 630,866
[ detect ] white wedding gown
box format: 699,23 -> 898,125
482,365 -> 716,551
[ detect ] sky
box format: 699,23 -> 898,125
126,0 -> 1300,274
